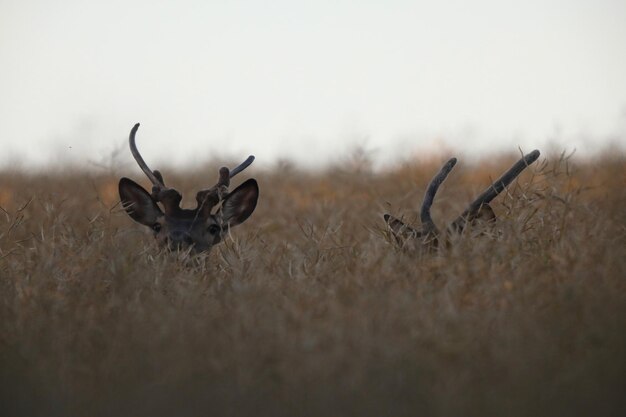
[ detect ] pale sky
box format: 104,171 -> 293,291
1,0 -> 625,170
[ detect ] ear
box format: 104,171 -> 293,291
220,179 -> 259,228
118,177 -> 163,225
384,214 -> 422,240
470,203 -> 496,224
450,203 -> 497,234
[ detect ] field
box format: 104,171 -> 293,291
1,149 -> 625,416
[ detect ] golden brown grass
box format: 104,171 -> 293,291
1,150 -> 625,417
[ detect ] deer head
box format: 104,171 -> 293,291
119,123 -> 259,253
384,150 -> 540,251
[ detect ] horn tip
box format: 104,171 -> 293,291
526,149 -> 541,163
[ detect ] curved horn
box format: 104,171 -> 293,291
421,158 -> 457,235
128,123 -> 181,215
196,156 -> 255,217
129,123 -> 164,188
230,155 -> 255,178
450,149 -> 540,230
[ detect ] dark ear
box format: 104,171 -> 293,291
450,203 -> 497,234
118,177 -> 163,225
220,179 -> 259,228
471,203 -> 496,224
384,214 -> 422,240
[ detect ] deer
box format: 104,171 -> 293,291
118,123 -> 259,253
384,149 -> 540,252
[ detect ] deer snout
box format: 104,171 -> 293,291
168,230 -> 195,249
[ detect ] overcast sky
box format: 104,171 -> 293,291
1,0 -> 625,170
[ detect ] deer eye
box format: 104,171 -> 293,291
207,224 -> 220,235
152,223 -> 162,233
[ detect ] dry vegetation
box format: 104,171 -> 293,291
0,150 -> 625,417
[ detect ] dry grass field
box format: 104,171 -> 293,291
0,149 -> 625,416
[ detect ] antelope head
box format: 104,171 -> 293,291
119,123 -> 259,253
384,150 -> 540,251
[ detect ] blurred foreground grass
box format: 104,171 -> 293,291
0,150 -> 625,416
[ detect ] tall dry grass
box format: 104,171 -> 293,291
0,150 -> 625,417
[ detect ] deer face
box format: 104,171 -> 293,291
119,177 -> 258,253
118,123 -> 259,254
